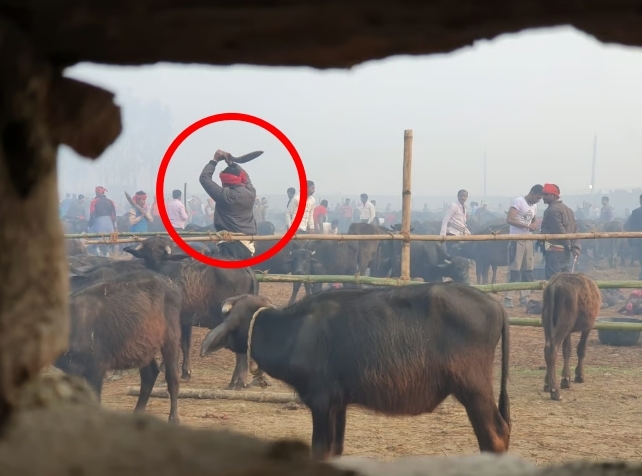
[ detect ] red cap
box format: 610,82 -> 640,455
543,183 -> 560,196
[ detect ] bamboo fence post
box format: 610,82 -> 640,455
183,182 -> 187,208
400,130 -> 413,280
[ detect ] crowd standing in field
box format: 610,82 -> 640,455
59,149 -> 642,459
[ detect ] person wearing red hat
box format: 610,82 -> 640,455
199,149 -> 257,260
540,183 -> 580,279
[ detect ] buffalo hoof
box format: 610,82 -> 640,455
550,389 -> 562,401
250,376 -> 270,388
560,378 -> 570,389
574,375 -> 585,384
227,380 -> 248,391
107,371 -> 123,382
180,372 -> 191,382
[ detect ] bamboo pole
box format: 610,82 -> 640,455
65,231 -> 217,239
126,387 -> 301,403
68,230 -> 642,244
254,274 -> 642,291
400,130 -> 413,279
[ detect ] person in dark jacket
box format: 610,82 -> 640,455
199,149 -> 257,260
624,193 -> 642,279
540,183 -> 580,279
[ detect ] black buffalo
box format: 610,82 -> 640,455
201,283 -> 510,459
372,240 -> 470,284
124,236 -> 259,389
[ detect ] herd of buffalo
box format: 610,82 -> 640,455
59,213 -> 634,459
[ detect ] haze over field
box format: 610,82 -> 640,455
58,26 -> 642,208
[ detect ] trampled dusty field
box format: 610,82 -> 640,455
99,263 -> 642,465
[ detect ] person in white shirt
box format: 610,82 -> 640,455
286,180 -> 316,233
166,189 -> 189,230
503,184 -> 544,308
358,193 -> 377,224
440,190 -> 471,252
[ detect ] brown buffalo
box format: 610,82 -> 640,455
542,273 -> 601,401
54,270 -> 183,423
124,236 -> 259,389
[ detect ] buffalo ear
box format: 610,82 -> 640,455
200,322 -> 231,356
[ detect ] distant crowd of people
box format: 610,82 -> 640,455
440,185 -> 642,308
58,148 -> 642,272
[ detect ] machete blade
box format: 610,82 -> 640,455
228,150 -> 264,164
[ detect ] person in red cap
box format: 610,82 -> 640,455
128,190 -> 153,233
539,183 -> 580,279
199,149 -> 257,260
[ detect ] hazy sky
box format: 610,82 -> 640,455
60,26 -> 642,200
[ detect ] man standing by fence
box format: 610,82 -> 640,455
624,193 -> 642,279
357,193 -> 377,224
286,181 -> 316,234
540,183 -> 580,279
440,189 -> 471,253
167,190 -> 189,231
503,184 -> 543,308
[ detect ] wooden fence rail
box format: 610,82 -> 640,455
254,274 -> 641,291
65,230 -> 642,245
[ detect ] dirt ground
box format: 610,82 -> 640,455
100,263 -> 642,466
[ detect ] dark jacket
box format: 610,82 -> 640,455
625,206 -> 642,247
540,200 -> 580,251
199,161 -> 257,235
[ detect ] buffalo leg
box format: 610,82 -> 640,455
491,265 -> 498,285
560,335 -> 572,389
160,337 -> 181,424
574,330 -> 590,384
331,406 -> 347,457
454,376 -> 510,453
83,366 -> 106,402
303,282 -> 312,298
544,341 -> 561,400
180,323 -> 192,381
227,353 -> 249,390
309,402 -> 333,460
135,360 -> 160,414
289,281 -> 303,305
481,264 -> 490,285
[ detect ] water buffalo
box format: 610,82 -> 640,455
124,236 -> 259,389
286,248 -> 325,304
542,273 -> 601,401
373,240 -> 470,284
55,270 -> 183,423
451,224 -> 509,285
200,283 -> 510,459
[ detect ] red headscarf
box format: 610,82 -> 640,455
95,186 -> 107,195
220,171 -> 248,186
543,183 -> 560,196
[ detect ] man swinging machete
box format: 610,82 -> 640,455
199,149 -> 264,260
